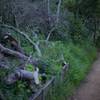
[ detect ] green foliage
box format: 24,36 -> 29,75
63,0 -> 100,18
68,16 -> 89,42
63,0 -> 76,12
78,0 -> 99,17
42,41 -> 96,100
25,64 -> 34,72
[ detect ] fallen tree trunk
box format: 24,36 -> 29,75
0,44 -> 38,65
0,43 -> 28,60
5,69 -> 37,85
0,23 -> 42,57
0,63 -> 35,84
16,69 -> 34,80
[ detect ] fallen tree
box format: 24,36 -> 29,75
0,62 -> 38,85
0,43 -> 41,84
1,32 -> 24,53
0,43 -> 38,65
0,44 -> 28,60
0,23 -> 42,57
5,69 -> 35,85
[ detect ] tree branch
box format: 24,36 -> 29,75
46,26 -> 56,41
0,44 -> 28,60
0,23 -> 42,57
0,44 -> 38,65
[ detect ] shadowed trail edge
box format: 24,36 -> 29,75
68,53 -> 100,100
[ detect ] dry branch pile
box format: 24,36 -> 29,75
0,32 -> 41,86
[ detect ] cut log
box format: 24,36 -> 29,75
5,70 -> 33,84
5,69 -> 40,85
0,23 -> 42,57
16,69 -> 34,80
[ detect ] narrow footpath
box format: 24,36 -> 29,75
69,53 -> 100,100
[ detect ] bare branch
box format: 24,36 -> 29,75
0,44 -> 38,65
46,26 -> 56,41
0,23 -> 42,57
0,44 -> 28,60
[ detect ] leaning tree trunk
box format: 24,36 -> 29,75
0,44 -> 38,65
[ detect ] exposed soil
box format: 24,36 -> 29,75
68,53 -> 100,100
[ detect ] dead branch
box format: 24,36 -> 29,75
0,44 -> 38,65
0,23 -> 42,57
0,43 -> 28,60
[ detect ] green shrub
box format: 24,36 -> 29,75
42,41 -> 96,100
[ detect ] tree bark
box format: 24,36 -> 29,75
56,0 -> 62,24
5,69 -> 36,85
0,44 -> 28,60
0,44 -> 38,65
0,23 -> 42,57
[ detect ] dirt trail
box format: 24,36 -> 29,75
69,53 -> 100,100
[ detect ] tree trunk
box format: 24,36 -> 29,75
5,69 -> 38,85
0,23 -> 42,57
0,44 -> 38,65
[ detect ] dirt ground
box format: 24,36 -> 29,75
68,53 -> 100,100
